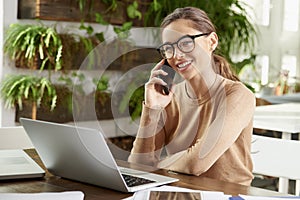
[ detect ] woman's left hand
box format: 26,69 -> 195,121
144,59 -> 175,109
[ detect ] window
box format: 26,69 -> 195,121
242,0 -> 270,26
283,0 -> 299,32
256,55 -> 269,85
281,55 -> 297,82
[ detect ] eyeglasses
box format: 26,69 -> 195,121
157,33 -> 210,59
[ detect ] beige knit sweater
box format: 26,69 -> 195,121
128,75 -> 255,186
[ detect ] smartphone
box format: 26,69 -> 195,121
158,60 -> 176,95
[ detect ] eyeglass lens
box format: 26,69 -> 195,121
159,36 -> 195,59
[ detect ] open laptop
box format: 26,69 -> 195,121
20,118 -> 178,192
0,149 -> 45,180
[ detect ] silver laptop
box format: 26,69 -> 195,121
20,118 -> 178,192
0,149 -> 45,180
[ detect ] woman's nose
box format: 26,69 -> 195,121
173,47 -> 185,58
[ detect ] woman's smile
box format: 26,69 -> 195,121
176,60 -> 192,72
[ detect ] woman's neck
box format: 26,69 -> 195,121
186,71 -> 217,99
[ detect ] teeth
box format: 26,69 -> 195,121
178,61 -> 191,68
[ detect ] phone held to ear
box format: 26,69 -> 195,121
158,60 -> 176,95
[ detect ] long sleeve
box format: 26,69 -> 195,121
127,103 -> 166,166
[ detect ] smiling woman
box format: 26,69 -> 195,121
128,7 -> 256,186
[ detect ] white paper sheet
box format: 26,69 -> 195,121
0,191 -> 84,200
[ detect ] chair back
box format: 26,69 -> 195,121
251,134 -> 300,195
252,134 -> 300,180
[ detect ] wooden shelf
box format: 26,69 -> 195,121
17,0 -> 126,25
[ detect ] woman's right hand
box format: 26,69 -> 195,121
144,60 -> 174,109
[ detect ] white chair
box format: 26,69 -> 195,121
251,134 -> 300,195
0,126 -> 34,149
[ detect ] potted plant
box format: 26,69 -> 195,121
1,21 -> 103,122
3,23 -> 63,72
0,74 -> 57,120
3,22 -> 101,71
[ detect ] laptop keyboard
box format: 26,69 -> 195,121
122,174 -> 155,187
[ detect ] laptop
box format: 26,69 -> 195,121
0,149 -> 45,180
20,118 -> 178,192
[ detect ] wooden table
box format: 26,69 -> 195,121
0,149 -> 285,200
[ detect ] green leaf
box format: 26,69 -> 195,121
152,0 -> 161,11
127,1 -> 142,20
113,22 -> 132,39
39,43 -> 44,59
95,32 -> 105,43
95,13 -> 109,25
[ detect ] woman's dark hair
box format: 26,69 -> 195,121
161,7 -> 239,81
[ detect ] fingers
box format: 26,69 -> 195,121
150,60 -> 166,76
151,70 -> 168,79
146,60 -> 166,85
145,76 -> 166,89
152,59 -> 165,71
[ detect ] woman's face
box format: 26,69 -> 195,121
162,19 -> 217,80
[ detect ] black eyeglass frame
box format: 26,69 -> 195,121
157,33 -> 210,59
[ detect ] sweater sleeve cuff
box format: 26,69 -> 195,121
140,101 -> 164,127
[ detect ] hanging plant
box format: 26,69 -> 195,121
3,23 -> 63,71
0,74 -> 57,120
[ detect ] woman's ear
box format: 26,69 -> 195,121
209,32 -> 218,51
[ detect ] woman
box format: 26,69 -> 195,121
128,7 -> 255,186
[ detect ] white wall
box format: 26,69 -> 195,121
0,0 -> 3,126
0,0 -> 19,127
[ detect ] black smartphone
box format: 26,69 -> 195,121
158,60 -> 176,95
